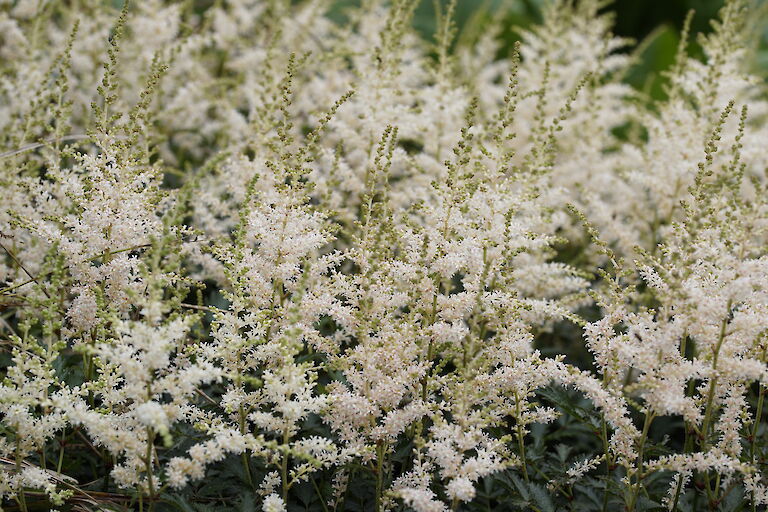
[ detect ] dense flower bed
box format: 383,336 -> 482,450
1,1 -> 768,511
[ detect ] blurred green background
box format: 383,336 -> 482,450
328,0 -> 768,98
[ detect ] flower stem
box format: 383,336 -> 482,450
145,427 -> 156,512
281,431 -> 290,502
514,391 -> 529,482
751,383 -> 766,512
239,406 -> 255,490
601,417 -> 611,512
628,412 -> 654,511
375,441 -> 386,512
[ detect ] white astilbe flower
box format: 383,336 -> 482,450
565,456 -> 604,485
572,0 -> 768,261
579,50 -> 768,500
399,488 -> 448,512
262,493 -> 287,512
393,458 -> 448,512
166,427 -> 262,489
0,336 -> 69,502
59,312 -> 221,490
425,423 -> 508,501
